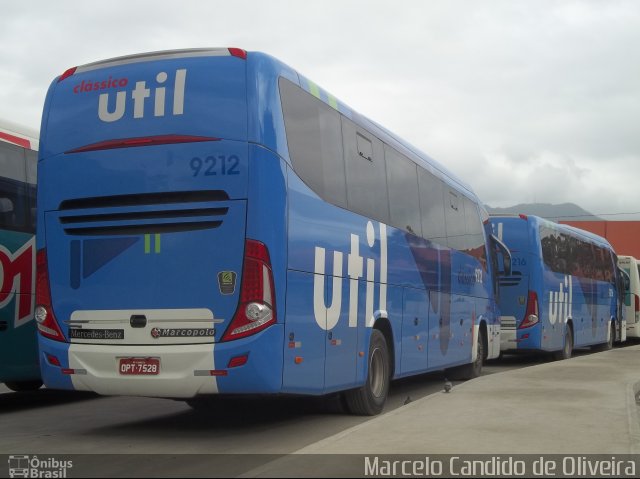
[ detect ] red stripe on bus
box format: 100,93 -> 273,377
0,131 -> 30,149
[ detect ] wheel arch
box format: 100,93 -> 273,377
372,316 -> 395,379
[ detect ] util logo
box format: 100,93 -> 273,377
0,237 -> 35,328
98,69 -> 187,123
313,222 -> 388,330
549,275 -> 573,325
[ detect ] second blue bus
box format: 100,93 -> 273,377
490,214 -> 622,359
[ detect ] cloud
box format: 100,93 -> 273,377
2,0 -> 639,218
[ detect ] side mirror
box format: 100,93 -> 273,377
491,234 -> 512,276
622,270 -> 630,291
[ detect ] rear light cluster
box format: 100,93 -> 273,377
35,250 -> 66,342
36,240 -> 275,343
519,290 -> 539,329
222,240 -> 276,341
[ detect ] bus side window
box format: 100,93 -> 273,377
462,197 -> 487,269
0,141 -> 28,232
418,168 -> 447,246
385,145 -> 421,236
445,190 -> 466,251
279,78 -> 347,208
342,117 -> 389,225
26,149 -> 37,233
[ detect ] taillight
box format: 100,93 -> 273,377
221,240 -> 276,341
519,290 -> 539,329
58,66 -> 77,82
635,294 -> 639,313
228,48 -> 247,59
35,249 -> 66,341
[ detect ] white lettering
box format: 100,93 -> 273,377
173,69 -> 187,115
313,247 -> 343,330
549,275 -> 573,325
131,81 -> 151,119
97,69 -> 186,123
348,234 -> 364,328
154,72 -> 167,117
98,91 -> 126,122
312,222 -> 388,331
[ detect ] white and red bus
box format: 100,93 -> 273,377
0,119 -> 40,391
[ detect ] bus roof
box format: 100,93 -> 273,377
52,48 -> 475,201
491,214 -> 614,250
0,119 -> 39,150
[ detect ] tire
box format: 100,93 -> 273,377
593,321 -> 614,352
610,321 -> 616,347
344,329 -> 390,416
4,380 -> 43,392
448,327 -> 485,380
554,325 -> 573,360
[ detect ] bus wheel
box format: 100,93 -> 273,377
448,327 -> 485,380
344,329 -> 390,416
593,322 -> 615,352
4,380 -> 43,392
554,325 -> 573,360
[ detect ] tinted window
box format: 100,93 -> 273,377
26,149 -> 37,231
342,117 -> 389,224
0,141 -> 28,232
463,197 -> 487,268
418,168 -> 447,245
280,78 -> 346,207
445,189 -> 466,250
385,145 -> 421,235
540,226 -> 615,282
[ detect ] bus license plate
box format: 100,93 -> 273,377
119,358 -> 160,375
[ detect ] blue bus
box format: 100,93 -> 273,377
36,48 -> 506,414
490,214 -> 621,359
0,120 -> 40,391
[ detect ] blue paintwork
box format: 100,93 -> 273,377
37,335 -> 73,390
38,49 -> 500,397
489,215 -> 618,353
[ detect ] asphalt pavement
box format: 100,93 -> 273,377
246,344 -> 640,476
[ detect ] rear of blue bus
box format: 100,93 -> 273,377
489,215 -> 542,352
36,49 -> 286,397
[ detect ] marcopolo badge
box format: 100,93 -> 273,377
218,271 -> 237,295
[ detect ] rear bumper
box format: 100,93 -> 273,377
39,325 -> 284,397
500,327 -> 517,351
626,321 -> 640,338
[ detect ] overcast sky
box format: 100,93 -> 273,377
2,1 -> 639,218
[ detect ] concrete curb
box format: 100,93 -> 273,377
628,381 -> 640,454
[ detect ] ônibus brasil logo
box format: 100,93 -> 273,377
0,237 -> 35,328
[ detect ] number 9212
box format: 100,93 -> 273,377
190,155 -> 240,177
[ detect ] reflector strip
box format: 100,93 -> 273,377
194,370 -> 228,377
227,355 -> 249,368
65,135 -> 219,153
61,368 -> 87,375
